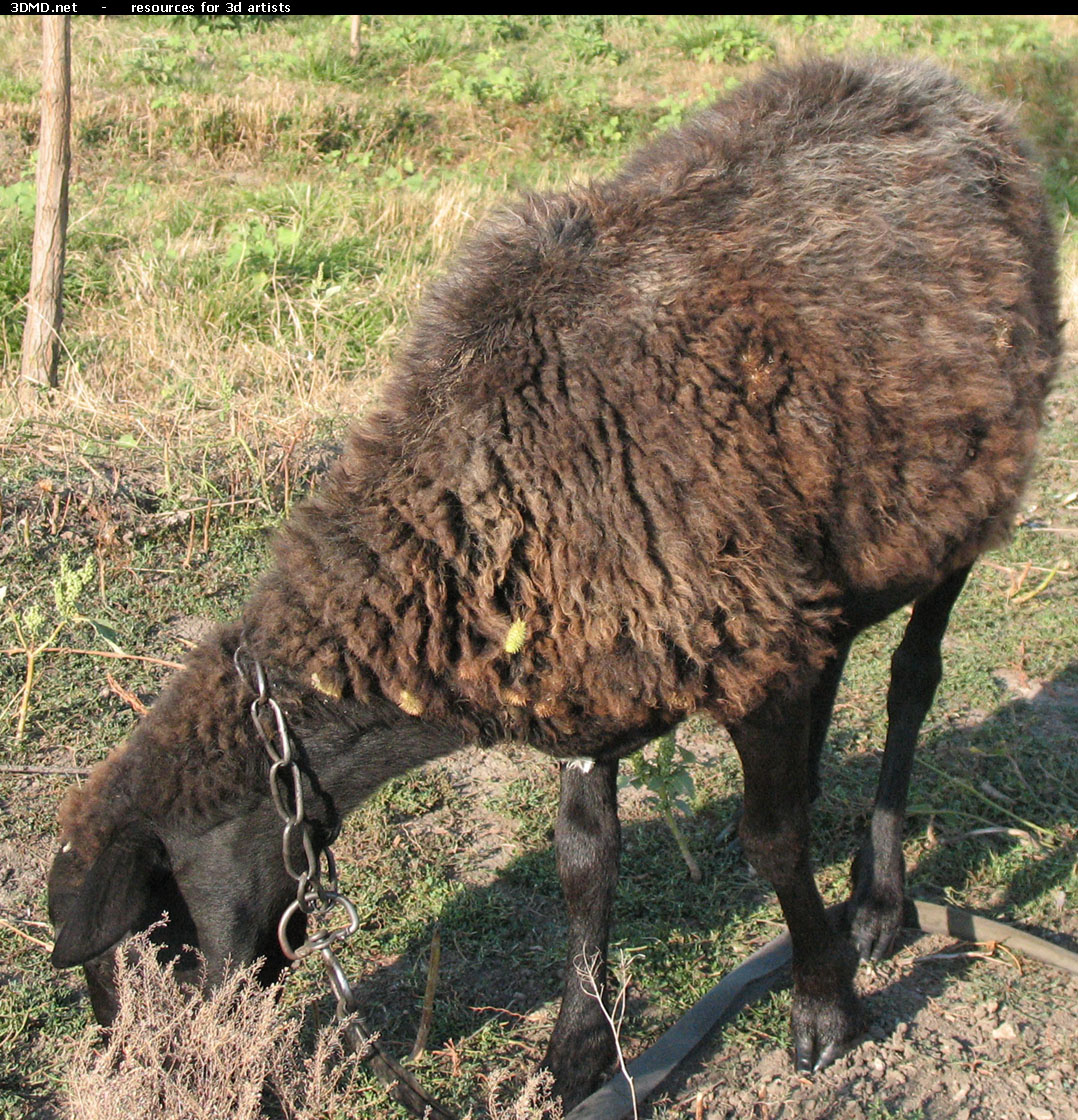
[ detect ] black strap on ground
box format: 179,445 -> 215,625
343,1018 -> 459,1120
566,900 -> 1078,1120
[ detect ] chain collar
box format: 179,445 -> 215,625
233,643 -> 359,1008
233,639 -> 458,1120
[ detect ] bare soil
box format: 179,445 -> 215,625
682,930 -> 1078,1120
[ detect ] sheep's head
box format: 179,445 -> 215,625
47,803 -> 304,1026
46,624 -> 458,1026
44,629 -> 319,1023
48,824 -> 193,1023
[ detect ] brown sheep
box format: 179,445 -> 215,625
48,57 -> 1060,1109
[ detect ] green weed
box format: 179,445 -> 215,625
435,52 -> 545,107
674,17 -> 777,66
622,734 -> 703,882
3,555 -> 122,743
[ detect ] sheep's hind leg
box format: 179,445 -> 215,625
543,757 -> 621,1108
712,636 -> 853,850
849,564 -> 972,961
731,691 -> 862,1073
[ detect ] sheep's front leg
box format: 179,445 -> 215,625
850,564 -> 971,960
731,691 -> 862,1073
543,757 -> 620,1108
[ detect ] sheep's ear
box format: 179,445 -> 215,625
49,825 -> 168,969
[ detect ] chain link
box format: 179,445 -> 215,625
234,646 -> 360,971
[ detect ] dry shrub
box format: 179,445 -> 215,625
64,928 -> 363,1120
485,1068 -> 564,1120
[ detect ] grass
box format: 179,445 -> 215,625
0,13 -> 1076,1120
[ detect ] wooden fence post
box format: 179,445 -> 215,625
19,15 -> 71,408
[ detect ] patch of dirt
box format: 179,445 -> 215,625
658,926 -> 1078,1120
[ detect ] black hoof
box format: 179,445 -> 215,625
846,886 -> 907,962
848,850 -> 908,961
791,947 -> 864,1074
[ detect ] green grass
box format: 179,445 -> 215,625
1,13 -> 1076,1120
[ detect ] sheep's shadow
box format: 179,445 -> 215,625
325,661 -> 1078,1106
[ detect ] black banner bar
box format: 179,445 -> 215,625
7,3 -> 325,14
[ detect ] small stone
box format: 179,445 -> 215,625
991,1021 -> 1018,1041
1029,1108 -> 1053,1120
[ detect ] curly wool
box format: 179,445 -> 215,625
61,57 -> 1059,854
245,58 -> 1058,747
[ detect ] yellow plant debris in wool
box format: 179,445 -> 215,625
504,618 -> 528,655
397,689 -> 424,716
310,672 -> 342,700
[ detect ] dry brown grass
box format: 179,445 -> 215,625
484,1069 -> 564,1120
63,928 -> 365,1120
59,924 -> 577,1120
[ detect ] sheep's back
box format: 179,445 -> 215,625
257,59 -> 1059,750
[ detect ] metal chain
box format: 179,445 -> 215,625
233,641 -> 459,1120
234,644 -> 360,1016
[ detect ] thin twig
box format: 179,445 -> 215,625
915,940 -> 1023,975
0,763 -> 90,776
576,948 -> 639,1120
1011,563 -> 1064,604
1,646 -> 183,669
953,826 -> 1035,843
981,560 -> 1072,577
410,926 -> 441,1061
107,671 -> 149,715
12,618 -> 65,743
0,916 -> 53,953
468,1005 -> 533,1020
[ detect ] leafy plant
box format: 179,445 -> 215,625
0,178 -> 36,221
675,18 -> 776,66
435,51 -> 544,106
369,17 -> 457,67
622,734 -> 702,881
563,18 -> 625,64
542,92 -> 632,153
4,555 -> 122,742
652,88 -> 719,131
124,39 -> 204,88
